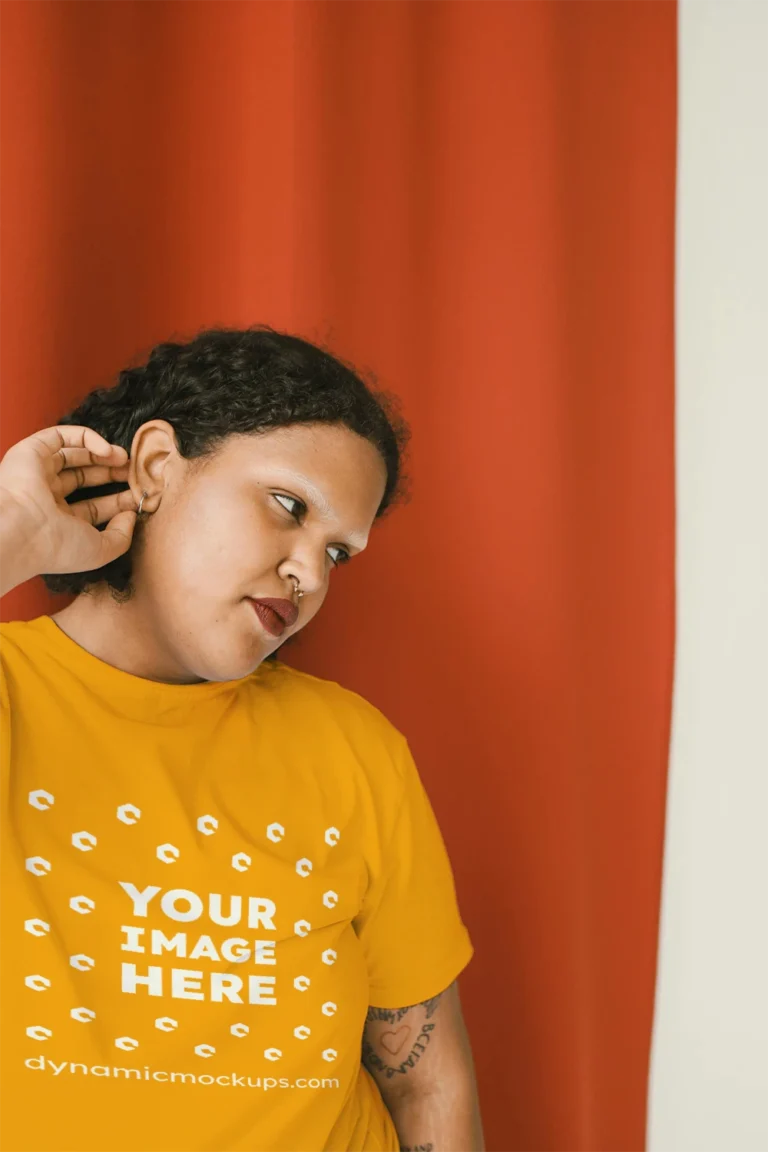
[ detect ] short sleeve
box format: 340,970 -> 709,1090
352,735 -> 474,1008
0,649 -> 7,755
0,641 -> 11,782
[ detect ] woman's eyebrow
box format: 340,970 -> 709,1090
267,467 -> 369,550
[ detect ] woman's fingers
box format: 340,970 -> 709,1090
97,509 -> 139,566
50,444 -> 131,476
29,425 -> 128,464
54,462 -> 131,498
68,487 -> 140,526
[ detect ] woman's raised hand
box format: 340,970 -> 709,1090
0,425 -> 140,594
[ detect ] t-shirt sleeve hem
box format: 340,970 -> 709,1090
365,930 -> 475,1009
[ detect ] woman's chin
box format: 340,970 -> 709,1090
184,635 -> 271,684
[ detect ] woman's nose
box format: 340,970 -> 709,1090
280,555 -> 326,597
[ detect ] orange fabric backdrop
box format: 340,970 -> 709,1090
0,3 -> 676,1149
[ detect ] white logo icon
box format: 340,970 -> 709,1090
28,790 -> 54,811
69,895 -> 95,915
69,954 -> 95,972
71,831 -> 97,852
324,826 -> 340,847
25,975 -> 51,992
71,1007 -> 96,1023
322,890 -> 339,909
322,949 -> 337,966
293,920 -> 311,938
295,857 -> 313,877
322,1001 -> 337,1017
194,1044 -> 215,1059
197,814 -> 218,836
264,1048 -> 282,1061
266,822 -> 285,843
24,918 -> 50,937
155,1017 -> 178,1032
25,856 -> 51,877
115,1036 -> 138,1051
293,1025 -> 311,1040
230,1023 -> 249,1038
156,843 -> 180,864
231,852 -> 251,872
293,975 -> 311,992
322,1048 -> 338,1062
26,1026 -> 52,1042
117,804 -> 141,825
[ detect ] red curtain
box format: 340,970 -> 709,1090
0,3 -> 677,1149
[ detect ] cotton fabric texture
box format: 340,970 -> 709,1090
0,616 -> 473,1152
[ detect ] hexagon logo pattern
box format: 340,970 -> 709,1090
24,975 -> 51,992
20,810 -> 348,1072
69,895 -> 95,915
115,1037 -> 139,1051
28,789 -> 54,811
69,954 -> 95,972
156,843 -> 180,864
155,1017 -> 178,1032
26,1026 -> 52,1041
24,918 -> 50,937
71,1008 -> 96,1023
197,814 -> 218,836
71,831 -> 97,852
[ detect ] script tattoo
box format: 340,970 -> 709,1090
365,992 -> 444,1025
362,990 -> 445,1080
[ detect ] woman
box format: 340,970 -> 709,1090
0,328 -> 483,1152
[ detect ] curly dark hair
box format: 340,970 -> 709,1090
42,326 -> 411,658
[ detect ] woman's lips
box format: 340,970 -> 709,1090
249,600 -> 286,637
247,594 -> 299,640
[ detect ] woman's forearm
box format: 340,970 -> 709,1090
385,1082 -> 485,1152
0,489 -> 40,595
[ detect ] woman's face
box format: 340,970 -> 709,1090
128,421 -> 388,682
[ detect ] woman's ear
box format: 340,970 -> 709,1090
129,420 -> 180,513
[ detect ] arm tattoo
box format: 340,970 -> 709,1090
362,990 -> 445,1080
365,991 -> 444,1025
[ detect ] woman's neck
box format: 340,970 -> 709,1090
50,592 -> 208,685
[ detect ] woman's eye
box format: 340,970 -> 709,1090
274,493 -> 304,520
273,494 -> 351,568
328,546 -> 351,567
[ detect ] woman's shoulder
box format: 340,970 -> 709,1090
263,660 -> 409,775
1,616 -> 79,684
0,618 -> 45,666
1,617 -> 50,640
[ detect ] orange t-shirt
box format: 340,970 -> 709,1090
0,617 -> 473,1152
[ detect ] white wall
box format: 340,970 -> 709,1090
647,2 -> 768,1150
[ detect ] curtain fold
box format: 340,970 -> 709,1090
0,4 -> 677,1149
